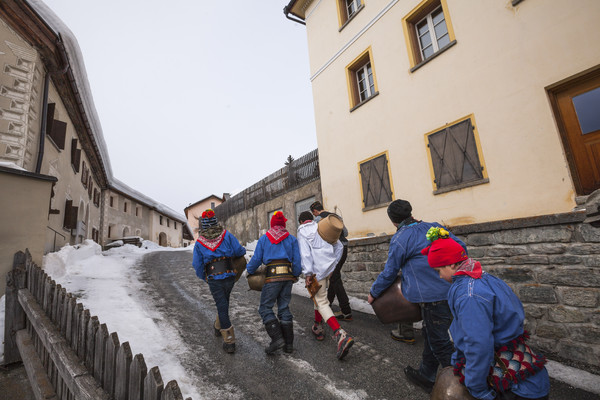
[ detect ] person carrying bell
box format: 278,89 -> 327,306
246,211 -> 302,354
192,209 -> 246,353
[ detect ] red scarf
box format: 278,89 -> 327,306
266,225 -> 289,244
453,258 -> 483,279
197,230 -> 226,251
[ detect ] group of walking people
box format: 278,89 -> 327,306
191,202 -> 355,361
192,198 -> 551,399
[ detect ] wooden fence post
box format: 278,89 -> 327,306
3,250 -> 28,364
114,342 -> 132,400
144,366 -> 164,400
161,380 -> 183,400
129,353 -> 148,400
103,331 -> 120,396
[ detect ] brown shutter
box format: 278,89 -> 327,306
50,120 -> 67,150
74,149 -> 81,172
428,119 -> 483,190
45,103 -> 55,135
81,162 -> 87,184
63,199 -> 78,229
360,154 -> 393,208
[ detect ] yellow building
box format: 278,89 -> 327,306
285,0 -> 600,237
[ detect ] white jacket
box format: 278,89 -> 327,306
297,221 -> 343,281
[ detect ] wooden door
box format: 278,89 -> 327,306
554,73 -> 600,194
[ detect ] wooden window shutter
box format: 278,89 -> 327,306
51,120 -> 67,150
428,119 -> 483,189
81,162 -> 87,184
88,179 -> 93,199
45,103 -> 55,135
360,154 -> 393,208
63,199 -> 78,229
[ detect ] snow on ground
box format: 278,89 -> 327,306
1,239 -> 599,396
8,239 -> 200,399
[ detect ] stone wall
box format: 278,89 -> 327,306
342,211 -> 600,372
221,179 -> 322,246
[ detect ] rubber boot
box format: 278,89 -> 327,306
264,319 -> 285,354
214,316 -> 221,337
220,326 -> 235,354
280,321 -> 294,353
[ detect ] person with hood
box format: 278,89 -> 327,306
368,199 -> 466,393
297,211 -> 354,360
192,209 -> 246,353
246,211 -> 302,354
422,227 -> 550,400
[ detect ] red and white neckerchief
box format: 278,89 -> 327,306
266,225 -> 289,244
453,258 -> 483,279
197,230 -> 226,251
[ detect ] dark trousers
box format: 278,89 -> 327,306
207,276 -> 236,329
327,245 -> 351,314
258,280 -> 294,324
419,300 -> 454,382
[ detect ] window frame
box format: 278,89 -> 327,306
358,151 -> 395,211
424,114 -> 489,194
402,0 -> 457,71
336,0 -> 365,30
346,47 -> 380,111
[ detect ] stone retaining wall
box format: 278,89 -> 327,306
343,211 -> 600,371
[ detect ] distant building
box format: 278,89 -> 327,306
0,0 -> 189,295
285,0 -> 600,237
184,194 -> 225,239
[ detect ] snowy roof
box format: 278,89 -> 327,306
25,0 -> 186,223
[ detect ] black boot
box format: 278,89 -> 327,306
280,321 -> 294,353
264,319 -> 285,354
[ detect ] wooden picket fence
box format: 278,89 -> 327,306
4,249 -> 192,400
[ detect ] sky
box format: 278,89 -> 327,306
40,0 -> 317,215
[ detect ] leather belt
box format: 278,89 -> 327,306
265,259 -> 294,283
205,257 -> 233,277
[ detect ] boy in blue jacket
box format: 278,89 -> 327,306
247,211 -> 302,354
192,209 -> 246,353
368,199 -> 466,393
422,227 -> 550,400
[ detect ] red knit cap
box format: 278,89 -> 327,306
421,237 -> 468,268
270,211 -> 287,228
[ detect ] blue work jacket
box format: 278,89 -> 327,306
246,234 -> 302,277
449,273 -> 550,400
370,221 -> 466,303
192,231 -> 246,281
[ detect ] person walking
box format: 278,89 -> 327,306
422,227 -> 550,400
192,209 -> 246,353
246,211 -> 302,354
297,211 -> 354,360
309,201 -> 352,321
368,199 -> 466,393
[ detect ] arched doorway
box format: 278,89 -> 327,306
122,227 -> 130,237
159,232 -> 167,246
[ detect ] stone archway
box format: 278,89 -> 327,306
159,232 -> 167,246
122,227 -> 130,237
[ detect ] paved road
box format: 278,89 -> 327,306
137,251 -> 599,400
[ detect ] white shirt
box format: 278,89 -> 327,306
297,221 -> 343,281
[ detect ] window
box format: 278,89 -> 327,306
358,152 -> 394,210
71,139 -> 81,172
110,196 -> 115,208
108,225 -> 113,238
425,116 -> 489,194
81,162 -> 88,187
403,0 -> 456,70
174,221 -> 177,230
93,189 -> 100,207
88,178 -> 93,200
346,47 -> 379,110
92,228 -> 99,243
295,196 -> 316,223
160,216 -> 163,225
45,103 -> 67,150
63,199 -> 78,230
124,202 -> 128,213
167,219 -> 170,228
336,0 -> 364,29
136,206 -> 141,217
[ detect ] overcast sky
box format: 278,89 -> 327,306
41,0 -> 317,215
